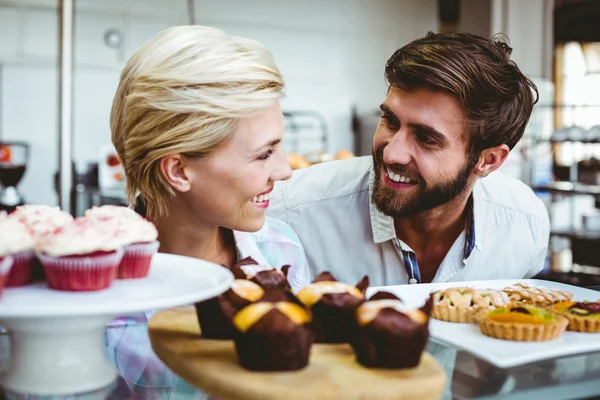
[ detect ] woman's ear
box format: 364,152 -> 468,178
473,144 -> 510,177
159,155 -> 192,193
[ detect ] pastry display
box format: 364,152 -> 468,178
502,283 -> 572,307
350,291 -> 432,369
478,305 -> 568,341
296,272 -> 369,343
195,279 -> 266,339
84,205 -> 159,279
431,287 -> 510,323
551,300 -> 600,332
231,291 -> 313,371
231,256 -> 291,291
35,218 -> 124,291
0,211 -> 36,286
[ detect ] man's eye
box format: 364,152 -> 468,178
381,113 -> 399,129
258,149 -> 274,160
416,132 -> 437,146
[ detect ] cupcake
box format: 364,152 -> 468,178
478,305 -> 568,341
0,212 -> 36,286
0,255 -> 14,297
11,205 -> 74,238
551,300 -> 600,332
11,205 -> 74,282
36,218 -> 123,291
502,283 -> 572,307
84,205 -> 158,279
431,287 -> 510,323
296,271 -> 369,343
350,291 -> 432,369
231,291 -> 313,371
195,279 -> 266,339
231,256 -> 291,291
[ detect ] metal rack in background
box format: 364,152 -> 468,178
527,104 -> 600,287
282,111 -> 328,155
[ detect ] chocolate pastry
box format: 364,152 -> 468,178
195,279 -> 265,339
231,256 -> 291,291
231,297 -> 313,371
350,295 -> 433,369
296,271 -> 369,343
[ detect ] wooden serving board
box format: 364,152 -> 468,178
148,306 -> 446,400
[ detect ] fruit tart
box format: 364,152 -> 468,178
551,300 -> 600,333
478,305 -> 568,341
502,283 -> 572,307
431,287 -> 510,323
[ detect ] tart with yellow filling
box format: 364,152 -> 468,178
431,287 -> 510,323
551,301 -> 600,332
478,305 -> 568,341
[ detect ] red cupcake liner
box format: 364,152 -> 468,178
37,249 -> 123,292
0,256 -> 14,297
118,241 -> 159,279
6,250 -> 35,287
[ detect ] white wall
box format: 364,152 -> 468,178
0,0 -> 438,205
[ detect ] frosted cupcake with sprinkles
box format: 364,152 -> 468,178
84,205 -> 158,279
35,218 -> 124,291
0,211 -> 36,286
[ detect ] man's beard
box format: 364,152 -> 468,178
371,148 -> 477,218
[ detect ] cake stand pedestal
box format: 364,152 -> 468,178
0,253 -> 233,396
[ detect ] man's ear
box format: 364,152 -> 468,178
473,144 -> 510,177
159,155 -> 192,193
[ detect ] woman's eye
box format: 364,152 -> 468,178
258,149 -> 274,160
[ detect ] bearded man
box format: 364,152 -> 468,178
267,31 -> 550,286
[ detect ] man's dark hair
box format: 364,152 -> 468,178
384,31 -> 539,154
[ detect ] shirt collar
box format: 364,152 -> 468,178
368,166 -> 482,259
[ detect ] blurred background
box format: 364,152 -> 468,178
0,0 -> 599,286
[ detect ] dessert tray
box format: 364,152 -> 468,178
367,279 -> 600,368
148,306 -> 446,400
0,253 -> 233,396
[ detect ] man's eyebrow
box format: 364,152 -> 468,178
252,138 -> 281,153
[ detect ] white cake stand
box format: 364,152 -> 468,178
0,253 -> 233,396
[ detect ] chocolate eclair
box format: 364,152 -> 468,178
296,271 -> 369,343
195,279 -> 265,339
231,295 -> 314,371
231,256 -> 291,291
350,293 -> 432,369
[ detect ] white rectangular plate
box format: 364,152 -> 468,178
366,279 -> 600,368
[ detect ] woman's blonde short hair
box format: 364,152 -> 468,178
110,25 -> 284,219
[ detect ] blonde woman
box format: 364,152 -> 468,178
106,25 -> 310,398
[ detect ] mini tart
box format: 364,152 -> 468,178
551,301 -> 600,333
502,283 -> 572,307
478,305 -> 568,341
431,287 -> 509,323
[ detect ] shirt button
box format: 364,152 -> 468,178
409,278 -> 418,284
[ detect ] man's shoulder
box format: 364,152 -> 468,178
274,156 -> 373,210
476,171 -> 548,221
